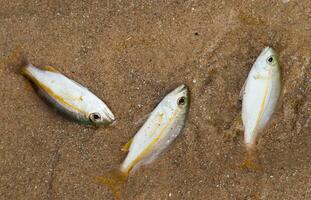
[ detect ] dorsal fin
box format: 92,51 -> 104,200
239,79 -> 247,100
121,138 -> 133,152
41,65 -> 59,73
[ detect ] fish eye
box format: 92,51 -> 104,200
266,56 -> 276,64
89,112 -> 102,122
177,96 -> 186,106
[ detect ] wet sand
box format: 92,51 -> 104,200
1,0 -> 311,199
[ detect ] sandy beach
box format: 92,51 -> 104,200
0,1 -> 311,199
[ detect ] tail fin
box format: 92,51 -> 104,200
240,147 -> 260,170
0,46 -> 32,75
95,169 -> 128,200
19,52 -> 32,75
1,46 -> 25,73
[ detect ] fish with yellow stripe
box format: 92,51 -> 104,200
240,47 -> 281,168
96,84 -> 189,199
20,60 -> 115,126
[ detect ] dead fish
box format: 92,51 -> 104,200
240,47 -> 281,167
21,61 -> 115,126
96,84 -> 190,200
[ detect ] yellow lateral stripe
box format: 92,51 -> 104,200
23,69 -> 85,114
148,113 -> 164,138
126,110 -> 178,174
122,114 -> 164,152
253,74 -> 271,132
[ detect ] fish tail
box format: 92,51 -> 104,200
240,147 -> 260,170
95,169 -> 128,200
19,52 -> 33,76
1,46 -> 26,73
3,47 -> 33,75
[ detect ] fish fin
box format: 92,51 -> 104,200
19,52 -> 35,76
41,65 -> 60,73
95,169 -> 128,200
239,79 -> 247,100
0,47 -> 31,75
19,56 -> 32,76
240,157 -> 259,170
235,114 -> 244,132
240,148 -> 261,170
121,138 -> 133,152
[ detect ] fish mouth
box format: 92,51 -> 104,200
262,46 -> 272,53
103,109 -> 116,123
173,84 -> 188,94
262,46 -> 276,56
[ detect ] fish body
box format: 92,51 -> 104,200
96,84 -> 189,199
241,47 -> 281,149
21,63 -> 115,126
120,84 -> 189,174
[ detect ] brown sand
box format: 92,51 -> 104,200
1,1 -> 311,199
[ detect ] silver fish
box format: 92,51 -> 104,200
240,47 -> 281,169
21,62 -> 115,126
96,84 -> 190,200
241,47 -> 281,149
